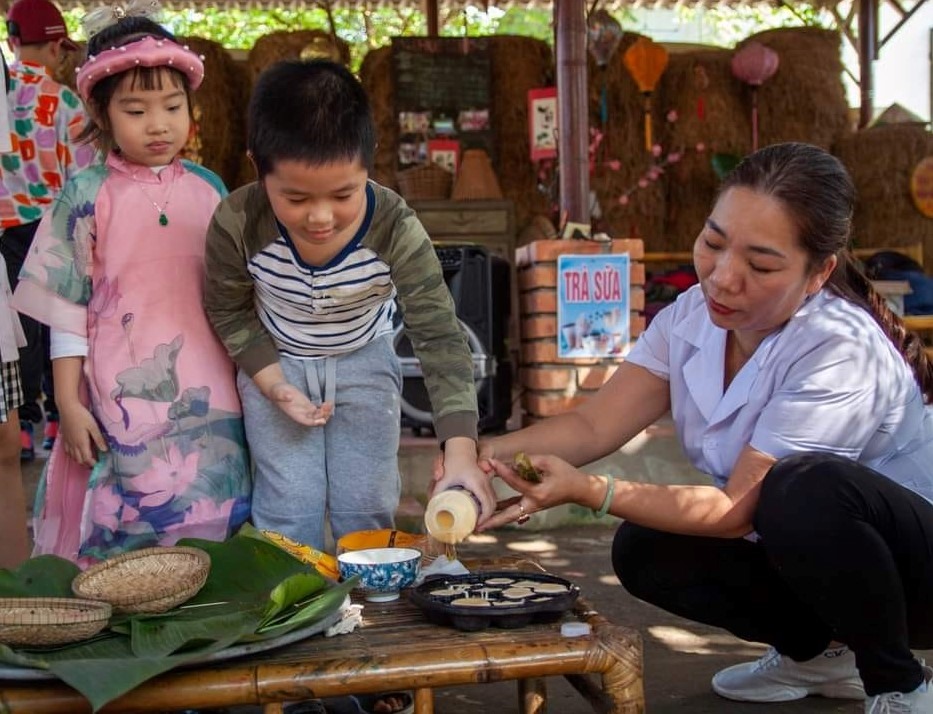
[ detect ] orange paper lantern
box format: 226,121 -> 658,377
623,38 -> 669,151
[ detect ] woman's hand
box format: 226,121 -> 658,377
266,382 -> 333,426
58,401 -> 107,467
478,453 -> 598,531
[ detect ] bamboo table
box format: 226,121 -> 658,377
0,562 -> 644,714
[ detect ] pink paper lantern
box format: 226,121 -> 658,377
731,41 -> 780,150
731,41 -> 780,86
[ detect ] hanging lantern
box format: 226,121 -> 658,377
623,37 -> 669,151
587,9 -> 623,68
588,9 -> 623,159
731,41 -> 779,151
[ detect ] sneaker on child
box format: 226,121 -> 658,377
865,663 -> 933,713
712,645 -> 865,702
19,422 -> 34,462
42,418 -> 58,450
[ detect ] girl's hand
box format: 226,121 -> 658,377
59,402 -> 107,468
478,454 -> 589,531
267,382 -> 334,426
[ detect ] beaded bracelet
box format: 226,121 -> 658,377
593,475 -> 616,518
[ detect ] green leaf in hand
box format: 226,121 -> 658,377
512,452 -> 543,483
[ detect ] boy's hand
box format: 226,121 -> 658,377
433,437 -> 497,524
59,401 -> 107,467
266,381 -> 334,426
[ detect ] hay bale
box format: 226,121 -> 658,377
359,46 -> 398,190
590,33 -> 665,246
488,36 -> 553,234
834,124 -> 933,271
745,27 -> 852,151
247,29 -> 351,81
180,36 -> 246,190
360,36 -> 553,227
655,48 -> 747,250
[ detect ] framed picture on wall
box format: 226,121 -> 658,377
428,139 -> 460,174
528,87 -> 558,161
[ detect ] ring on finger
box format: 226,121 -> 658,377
517,501 -> 531,526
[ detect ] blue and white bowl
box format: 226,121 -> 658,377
337,547 -> 422,602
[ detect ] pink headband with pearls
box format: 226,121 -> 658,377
76,35 -> 205,101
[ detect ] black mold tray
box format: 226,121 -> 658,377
407,570 -> 580,632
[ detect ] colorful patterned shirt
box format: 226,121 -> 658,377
0,60 -> 97,229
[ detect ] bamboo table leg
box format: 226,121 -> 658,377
518,677 -> 547,714
413,687 -> 434,714
262,704 -> 285,714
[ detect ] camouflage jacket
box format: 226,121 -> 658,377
204,180 -> 479,443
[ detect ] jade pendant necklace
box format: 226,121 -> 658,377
133,174 -> 175,227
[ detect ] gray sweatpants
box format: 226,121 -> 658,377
238,335 -> 402,550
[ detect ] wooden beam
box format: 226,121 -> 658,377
556,0 -> 590,229
424,0 -> 439,35
858,0 -> 877,128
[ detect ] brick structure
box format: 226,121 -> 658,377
516,239 -> 646,424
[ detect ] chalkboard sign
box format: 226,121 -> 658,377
392,37 -> 491,112
392,37 -> 494,171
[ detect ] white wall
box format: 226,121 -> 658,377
846,0 -> 932,122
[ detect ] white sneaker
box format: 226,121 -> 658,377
865,664 -> 933,713
712,646 -> 865,702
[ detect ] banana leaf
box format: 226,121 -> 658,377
0,555 -> 80,597
0,529 -> 358,712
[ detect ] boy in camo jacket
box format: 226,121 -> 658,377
204,59 -> 495,551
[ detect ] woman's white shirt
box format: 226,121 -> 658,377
626,284 -> 933,502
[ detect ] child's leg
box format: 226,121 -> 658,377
238,361 -> 329,550
325,336 -> 402,544
0,360 -> 29,568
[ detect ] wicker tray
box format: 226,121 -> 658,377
72,546 -> 211,614
0,597 -> 112,647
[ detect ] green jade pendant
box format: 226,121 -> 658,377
159,213 -> 168,226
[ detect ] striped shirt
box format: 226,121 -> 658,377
205,179 -> 479,442
249,216 -> 398,358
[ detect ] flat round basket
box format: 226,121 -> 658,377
72,546 -> 211,614
0,597 -> 112,647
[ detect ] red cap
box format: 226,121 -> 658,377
6,0 -> 78,51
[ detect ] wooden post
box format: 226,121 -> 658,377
555,0 -> 590,228
424,0 -> 439,36
858,0 -> 877,128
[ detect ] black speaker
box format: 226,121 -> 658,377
394,244 -> 512,435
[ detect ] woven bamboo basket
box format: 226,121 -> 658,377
72,546 -> 211,614
0,597 -> 112,647
396,163 -> 453,202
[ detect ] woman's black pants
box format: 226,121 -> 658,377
612,452 -> 933,695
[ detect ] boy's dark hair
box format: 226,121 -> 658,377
248,60 -> 375,178
77,17 -> 193,154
